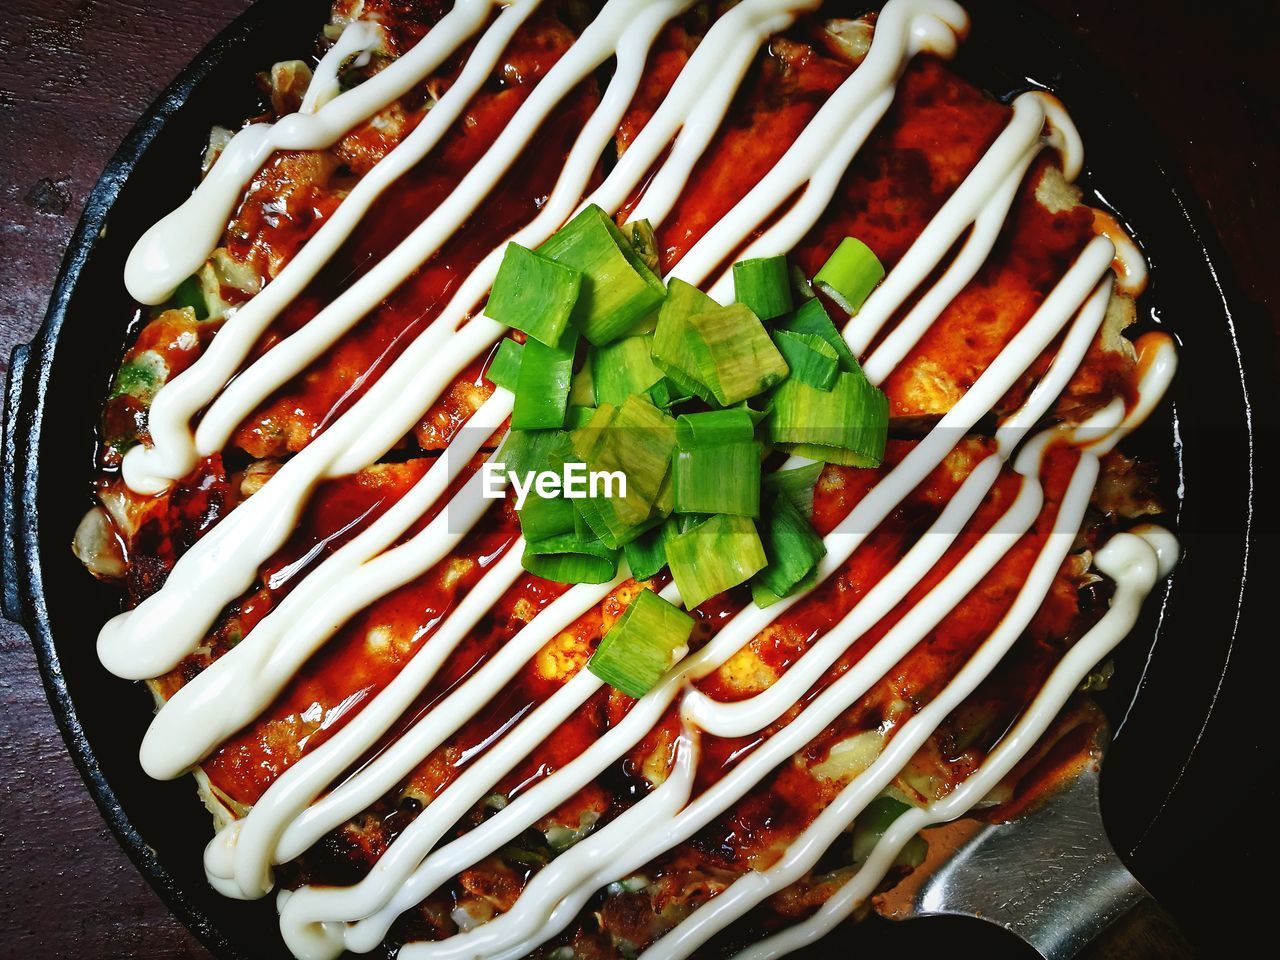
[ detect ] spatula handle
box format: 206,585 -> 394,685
1078,895 -> 1197,960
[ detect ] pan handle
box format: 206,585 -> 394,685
3,341 -> 34,623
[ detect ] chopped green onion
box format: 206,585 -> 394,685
813,237 -> 885,315
674,409 -> 756,448
651,279 -> 718,403
851,794 -> 928,868
647,376 -> 692,410
588,588 -> 694,698
687,303 -> 790,406
622,524 -> 668,580
523,532 -> 620,584
772,330 -> 839,390
570,397 -> 676,547
487,242 -> 583,346
165,274 -> 208,320
753,494 -> 826,600
486,338 -> 524,392
776,297 -> 860,374
565,405 -> 597,430
591,335 -> 663,407
568,359 -> 595,407
789,263 -> 816,302
511,325 -> 578,430
497,428 -> 565,479
623,219 -> 661,275
515,432 -> 577,541
751,569 -> 817,609
763,461 -> 824,518
732,255 -> 793,321
664,514 -> 767,609
765,371 -> 888,467
672,442 -> 761,517
538,204 -> 666,345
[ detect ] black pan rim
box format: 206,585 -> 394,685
0,2 -> 1263,958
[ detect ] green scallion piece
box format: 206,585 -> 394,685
486,338 -> 524,392
647,376 -> 692,410
762,461 -> 825,518
687,303 -> 790,406
664,514 -> 767,609
789,263 -> 816,302
568,360 -> 595,407
772,329 -> 839,390
487,242 -> 583,347
588,588 -> 694,698
733,255 -> 793,321
622,524 -> 668,581
565,405 -> 597,430
672,441 -> 761,517
753,494 -> 827,600
570,397 -> 676,548
497,428 -> 564,479
165,274 -> 209,320
751,569 -> 817,609
651,279 -> 719,403
765,371 -> 888,467
591,335 -> 663,407
511,325 -> 578,430
623,219 -> 661,275
674,409 -> 756,448
538,205 -> 666,345
776,297 -> 860,374
813,237 -> 885,315
522,532 -> 620,585
851,793 -> 928,868
514,431 -> 577,542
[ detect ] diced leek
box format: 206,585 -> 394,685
515,431 -> 576,542
588,588 -> 694,698
672,442 -> 761,517
622,525 -> 668,580
565,405 -> 597,430
674,409 -> 756,448
511,325 -> 578,430
568,359 -> 595,407
487,242 -> 583,346
765,371 -> 888,467
762,461 -> 824,517
497,428 -> 566,479
753,494 -> 826,600
647,377 -> 692,410
813,237 -> 885,315
851,794 -> 928,867
523,532 -> 620,585
591,335 -> 663,407
732,255 -> 792,321
772,330 -> 839,390
623,219 -> 661,275
776,297 -> 860,374
486,338 -> 524,392
751,569 -> 817,609
789,263 -> 816,302
687,303 -> 790,406
165,274 -> 208,320
664,514 -> 767,609
538,204 -> 666,345
651,279 -> 718,402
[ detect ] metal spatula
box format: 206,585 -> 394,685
872,712 -> 1195,960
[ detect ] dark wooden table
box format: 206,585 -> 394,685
1,1 -> 1275,957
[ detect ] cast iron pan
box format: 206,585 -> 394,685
1,1 -> 1266,958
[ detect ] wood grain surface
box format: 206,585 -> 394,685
1,1 -> 1274,958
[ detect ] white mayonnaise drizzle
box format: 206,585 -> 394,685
100,1 -> 1179,957
124,0 -> 502,305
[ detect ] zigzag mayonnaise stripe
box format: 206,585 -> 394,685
124,0 -> 502,306
124,0 -> 539,493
